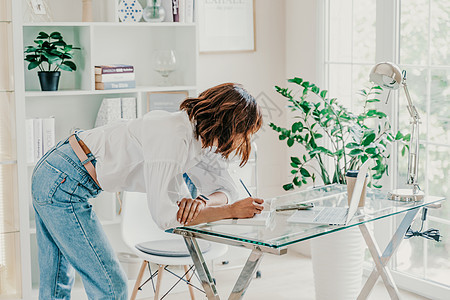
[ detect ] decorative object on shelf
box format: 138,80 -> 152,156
369,62 -> 425,202
143,0 -> 165,22
24,31 -> 79,91
23,0 -> 53,22
82,0 -> 93,22
95,97 -> 137,127
147,91 -> 188,112
152,49 -> 177,86
198,0 -> 255,52
117,0 -> 143,22
270,77 -> 409,191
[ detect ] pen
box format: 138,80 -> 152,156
239,179 -> 252,197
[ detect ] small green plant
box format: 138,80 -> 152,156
270,77 -> 409,191
24,31 -> 79,72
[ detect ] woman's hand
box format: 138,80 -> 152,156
229,197 -> 264,219
177,198 -> 207,225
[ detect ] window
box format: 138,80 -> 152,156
322,0 -> 450,296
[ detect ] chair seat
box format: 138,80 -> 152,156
135,239 -> 211,257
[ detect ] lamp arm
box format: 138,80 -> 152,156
402,81 -> 421,194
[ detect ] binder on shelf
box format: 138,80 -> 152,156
162,0 -> 174,22
42,117 -> 55,155
172,0 -> 179,22
185,0 -> 194,23
33,118 -> 42,163
25,119 -> 34,164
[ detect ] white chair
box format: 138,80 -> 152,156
121,191 -> 228,300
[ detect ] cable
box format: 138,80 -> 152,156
404,208 -> 442,242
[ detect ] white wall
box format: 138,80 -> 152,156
197,0 -> 289,197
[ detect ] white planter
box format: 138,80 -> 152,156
311,227 -> 364,300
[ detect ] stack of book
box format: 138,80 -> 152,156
95,64 -> 136,90
26,117 -> 55,164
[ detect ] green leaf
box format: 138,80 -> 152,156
373,184 -> 382,188
279,135 -> 287,140
27,61 -> 40,70
346,142 -> 360,149
291,122 -> 303,133
362,133 -> 376,146
403,133 -> 411,142
288,77 -> 303,85
291,169 -> 298,174
320,90 -> 327,99
365,147 -> 378,155
293,176 -> 302,187
50,31 -> 62,39
287,138 -> 294,147
37,31 -> 49,39
290,162 -> 298,168
394,131 -> 403,140
300,168 -> 310,177
62,61 -> 77,71
349,148 -> 364,156
291,156 -> 301,165
366,98 -> 381,103
283,183 -> 294,191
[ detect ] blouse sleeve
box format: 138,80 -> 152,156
144,161 -> 191,230
186,151 -> 239,203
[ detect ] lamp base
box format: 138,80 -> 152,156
387,189 -> 425,202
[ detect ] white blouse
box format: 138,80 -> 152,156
78,110 -> 239,229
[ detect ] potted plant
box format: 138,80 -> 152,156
270,77 -> 408,190
270,77 -> 408,299
24,31 -> 79,91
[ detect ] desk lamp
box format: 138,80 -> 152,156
369,62 -> 424,201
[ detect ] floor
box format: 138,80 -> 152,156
139,251 -> 428,300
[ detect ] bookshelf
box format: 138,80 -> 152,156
9,0 -> 199,298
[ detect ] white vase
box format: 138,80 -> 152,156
311,227 -> 364,300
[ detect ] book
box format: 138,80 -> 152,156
33,118 -> 43,163
172,0 -> 179,22
95,98 -> 122,127
185,0 -> 194,23
121,97 -> 137,120
95,64 -> 134,75
95,73 -> 136,82
42,117 -> 55,155
25,119 -> 34,164
208,211 -> 274,227
161,0 -> 173,22
178,0 -> 185,23
95,81 -> 136,90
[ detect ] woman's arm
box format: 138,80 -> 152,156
177,197 -> 264,226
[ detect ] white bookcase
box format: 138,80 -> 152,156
10,1 -> 199,299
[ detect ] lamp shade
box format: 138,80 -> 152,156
369,62 -> 403,90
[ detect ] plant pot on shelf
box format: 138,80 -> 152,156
38,71 -> 60,91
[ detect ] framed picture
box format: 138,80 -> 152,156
198,0 -> 255,53
147,91 -> 189,113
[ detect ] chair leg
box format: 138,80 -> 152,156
131,260 -> 148,300
184,265 -> 196,300
154,265 -> 165,300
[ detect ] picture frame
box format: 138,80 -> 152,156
147,91 -> 189,113
198,0 -> 256,53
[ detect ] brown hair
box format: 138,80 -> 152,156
180,83 -> 263,166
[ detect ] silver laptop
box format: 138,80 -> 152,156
287,160 -> 370,226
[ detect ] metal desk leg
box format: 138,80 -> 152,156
358,207 -> 420,300
183,236 -> 221,300
228,249 -> 264,300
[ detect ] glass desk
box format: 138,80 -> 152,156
169,184 -> 445,300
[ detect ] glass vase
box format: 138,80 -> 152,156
143,0 -> 165,23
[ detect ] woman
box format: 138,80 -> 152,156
31,83 -> 264,299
